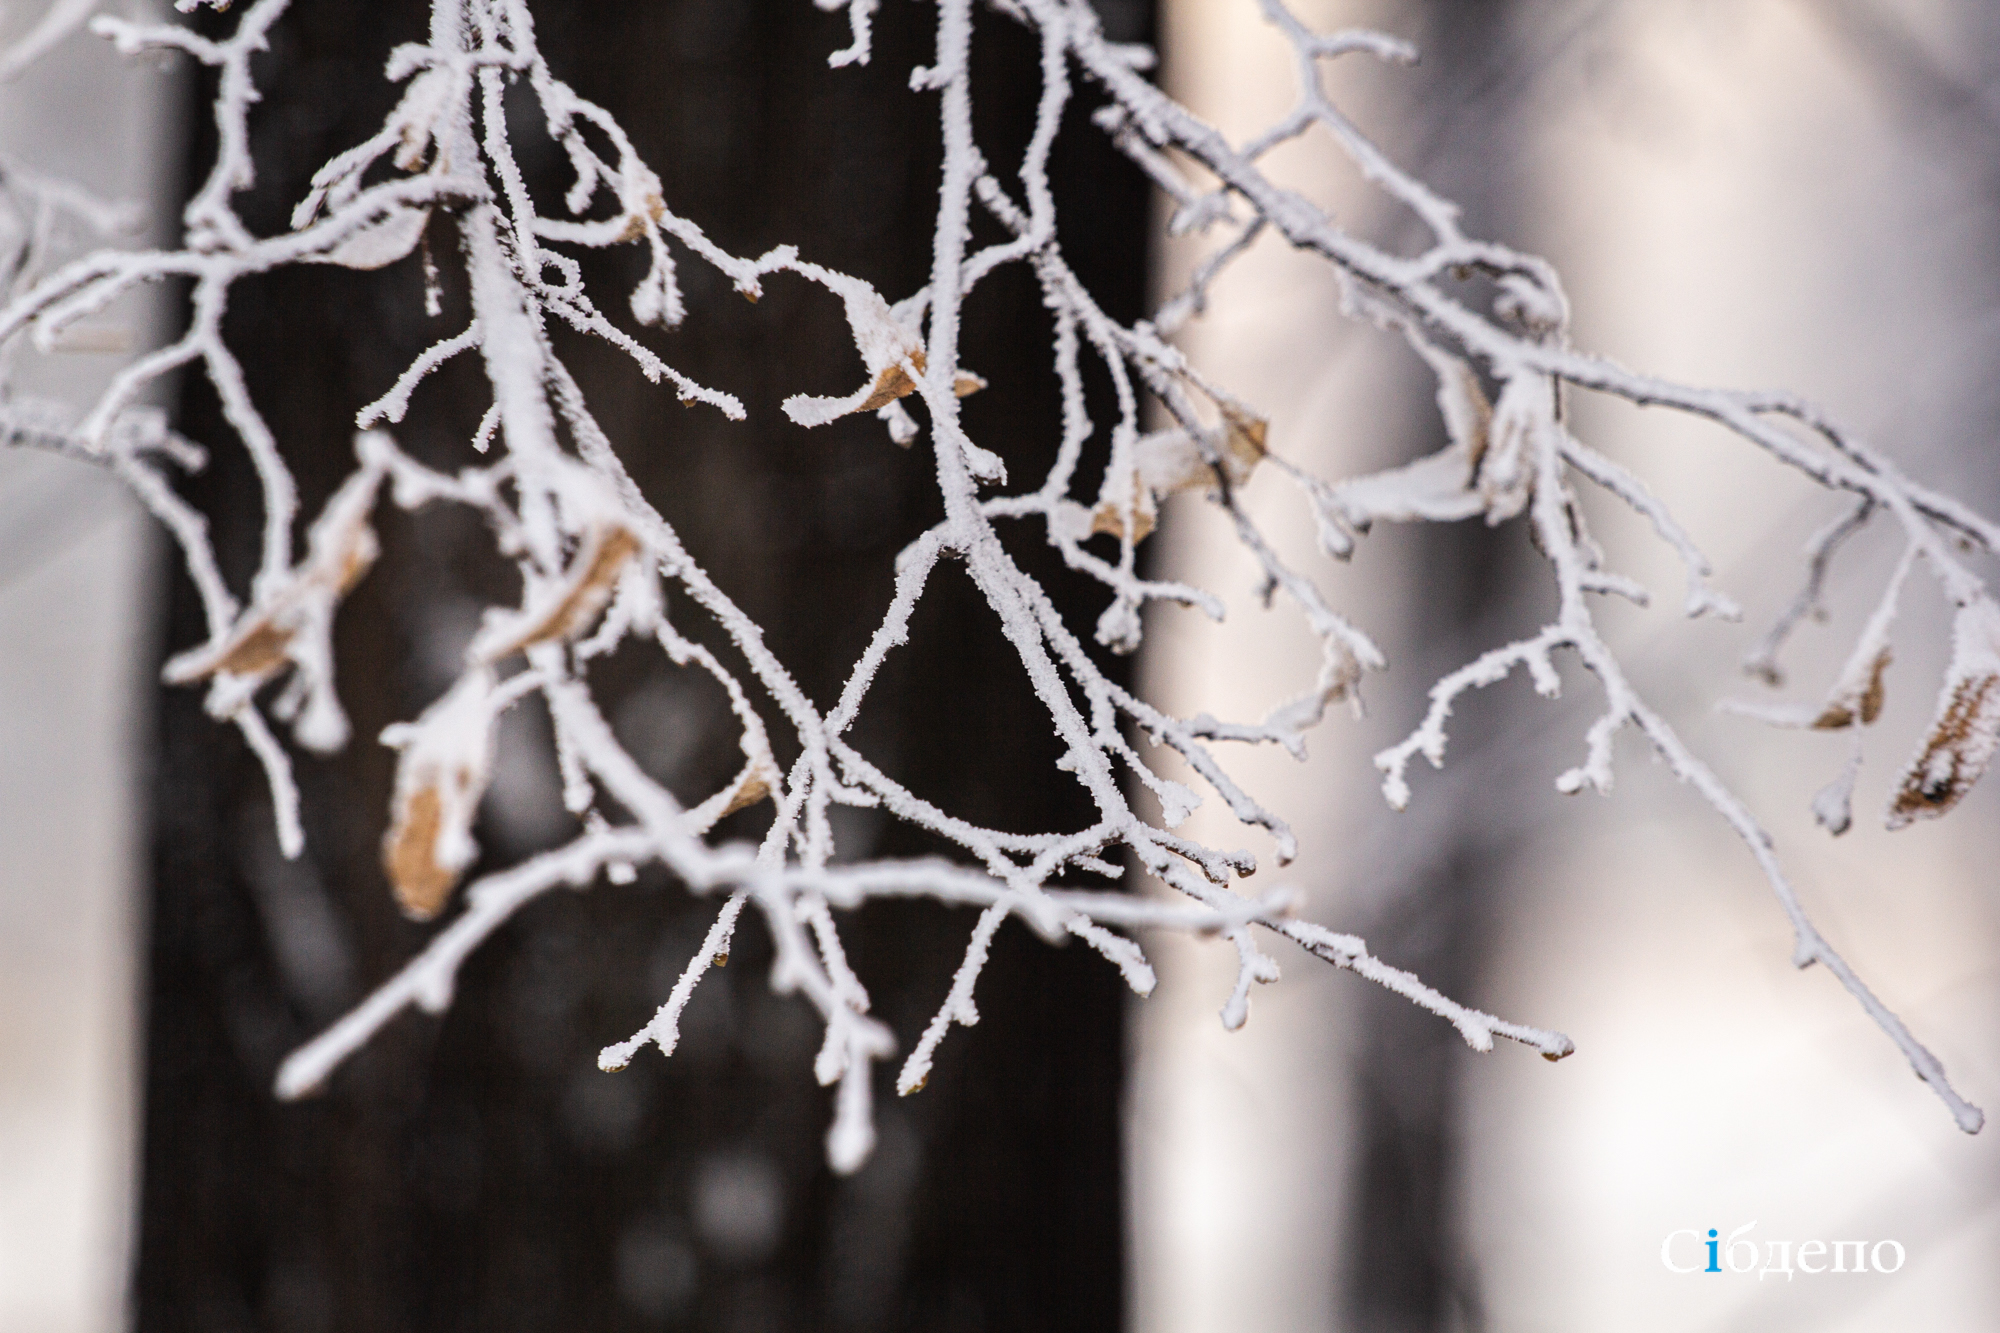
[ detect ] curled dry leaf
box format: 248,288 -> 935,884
1887,598 -> 2000,829
381,668 -> 499,920
1725,557 -> 1905,737
676,760 -> 781,834
472,520 -> 644,662
1807,552 -> 1910,732
385,785 -> 455,917
179,616 -> 297,683
1813,645 -> 1891,730
783,284 -> 926,427
720,769 -> 771,818
784,278 -> 985,427
853,349 -> 987,415
164,477 -> 378,683
859,346 -> 927,413
1087,412 -> 1266,542
1088,503 -> 1153,543
1218,403 -> 1267,464
1320,442 -> 1485,535
162,461 -> 384,750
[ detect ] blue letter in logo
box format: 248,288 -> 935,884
1705,1229 -> 1720,1273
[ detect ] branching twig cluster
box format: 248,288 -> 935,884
5,0 -> 1996,1164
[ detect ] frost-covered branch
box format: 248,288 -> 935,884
4,0 -> 1995,1166
1044,0 -> 1996,1126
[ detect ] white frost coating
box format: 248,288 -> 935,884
2,0 -> 1995,1164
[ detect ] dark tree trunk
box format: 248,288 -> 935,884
136,4 -> 1149,1331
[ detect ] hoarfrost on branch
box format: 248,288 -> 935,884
3,0 -> 1995,1167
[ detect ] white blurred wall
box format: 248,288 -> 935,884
0,8 -> 175,1333
1133,2 -> 2000,1330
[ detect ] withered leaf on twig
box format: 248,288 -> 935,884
859,347 -> 926,413
847,347 -> 988,417
385,784 -> 456,919
1308,350 -> 1493,555
1087,406 -> 1268,543
1812,645 -> 1891,730
720,769 -> 771,818
472,520 -> 644,662
164,473 -> 379,686
162,461 -> 384,751
783,280 -> 983,428
381,668 -> 498,920
1887,598 -> 2000,829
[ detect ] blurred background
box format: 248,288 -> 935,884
0,6 -> 174,1332
2,1 -> 1998,1331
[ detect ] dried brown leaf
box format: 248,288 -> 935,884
1887,600 -> 2000,829
384,781 -> 456,919
1085,407 -> 1269,545
479,521 -> 643,661
1219,404 -> 1267,477
1088,499 -> 1156,543
618,192 -> 669,242
380,669 -> 498,920
859,347 -> 927,412
721,771 -> 772,817
208,619 -> 296,680
161,486 -> 380,688
1813,645 -> 1892,730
